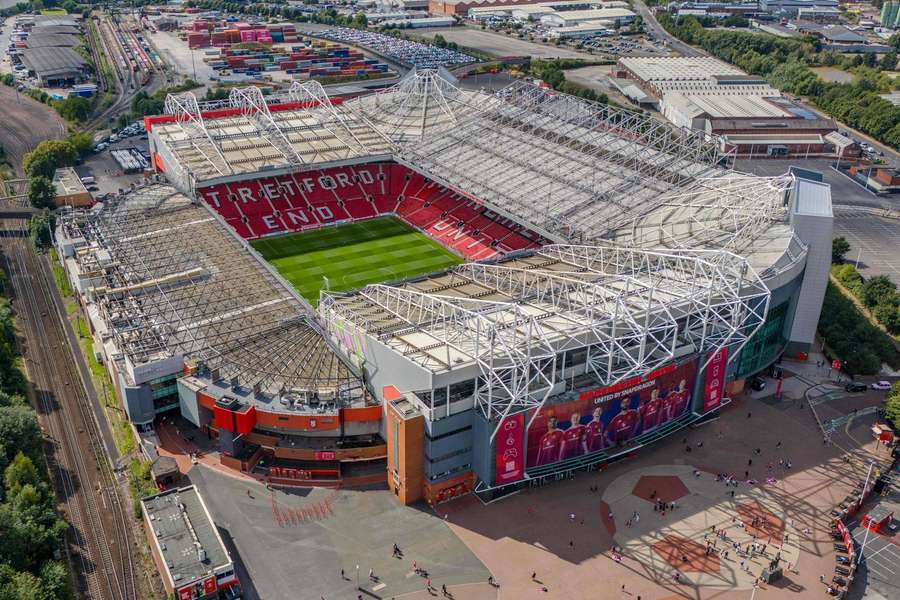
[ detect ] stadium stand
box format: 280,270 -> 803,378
196,162 -> 545,260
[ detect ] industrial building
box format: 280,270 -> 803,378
432,0 -> 622,16
619,57 -> 840,157
52,168 -> 93,208
759,0 -> 839,17
141,486 -> 240,599
467,1 -> 627,20
19,46 -> 89,86
539,7 -> 635,27
57,71 -> 832,505
662,93 -> 793,130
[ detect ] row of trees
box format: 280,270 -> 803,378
0,280 -> 72,598
658,15 -> 900,151
528,59 -> 610,105
831,236 -> 900,334
0,75 -> 93,123
816,238 -> 900,375
883,381 -> 900,431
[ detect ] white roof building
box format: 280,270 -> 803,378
619,57 -> 744,84
662,93 -> 791,130
540,7 -> 636,27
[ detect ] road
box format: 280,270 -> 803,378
631,0 -> 702,57
0,219 -> 139,600
736,158 -> 900,284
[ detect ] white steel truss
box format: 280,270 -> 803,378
286,80 -> 378,155
321,244 -> 771,440
163,91 -> 233,178
228,86 -> 305,165
614,173 -> 794,254
344,67 -> 471,143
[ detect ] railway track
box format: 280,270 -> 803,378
87,13 -> 155,130
0,219 -> 137,600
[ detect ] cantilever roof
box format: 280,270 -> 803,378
321,173 -> 799,379
152,71 -> 726,245
58,184 -> 361,398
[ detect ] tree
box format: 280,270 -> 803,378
39,561 -> 72,600
880,51 -> 897,72
56,96 -> 91,122
885,382 -> 900,428
67,132 -> 94,157
29,211 -> 55,249
22,139 -> 75,179
832,236 -> 850,263
0,407 -> 42,468
862,275 -> 897,308
27,177 -> 55,210
4,452 -> 39,497
873,301 -> 900,333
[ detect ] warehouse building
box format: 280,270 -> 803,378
19,46 -> 89,86
662,93 -> 793,130
620,56 -> 840,157
546,21 -> 616,38
540,7 -> 635,27
759,0 -> 839,17
52,168 -> 93,208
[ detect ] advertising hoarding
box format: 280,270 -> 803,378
702,347 -> 728,413
494,412 -> 525,485
525,360 -> 698,469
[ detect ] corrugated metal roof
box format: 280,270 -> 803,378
20,46 -> 87,76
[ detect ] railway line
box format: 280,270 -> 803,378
86,12 -> 159,130
0,218 -> 138,600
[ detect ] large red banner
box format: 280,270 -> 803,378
702,347 -> 728,413
526,360 -> 697,468
495,412 -> 525,485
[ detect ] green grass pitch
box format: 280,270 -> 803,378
251,217 -> 463,304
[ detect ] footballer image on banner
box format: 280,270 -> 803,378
525,360 -> 697,469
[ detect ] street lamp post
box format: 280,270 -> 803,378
856,461 -> 876,566
356,564 -> 360,590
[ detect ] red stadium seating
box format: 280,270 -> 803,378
196,162 -> 546,260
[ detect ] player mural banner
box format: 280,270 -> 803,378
702,347 -> 728,413
526,360 -> 698,469
495,412 -> 526,485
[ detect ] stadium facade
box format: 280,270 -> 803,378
55,70 -> 832,505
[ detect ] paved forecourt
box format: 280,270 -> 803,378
251,216 -> 462,304
603,464 -> 800,592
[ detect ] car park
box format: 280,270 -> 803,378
318,27 -> 476,69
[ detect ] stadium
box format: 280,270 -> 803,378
55,69 -> 832,505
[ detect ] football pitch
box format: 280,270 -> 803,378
251,217 -> 463,304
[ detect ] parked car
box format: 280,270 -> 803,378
871,381 -> 892,391
845,382 -> 868,393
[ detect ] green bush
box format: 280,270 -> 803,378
818,282 -> 900,375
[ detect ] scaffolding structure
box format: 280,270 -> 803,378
59,184 -> 362,401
